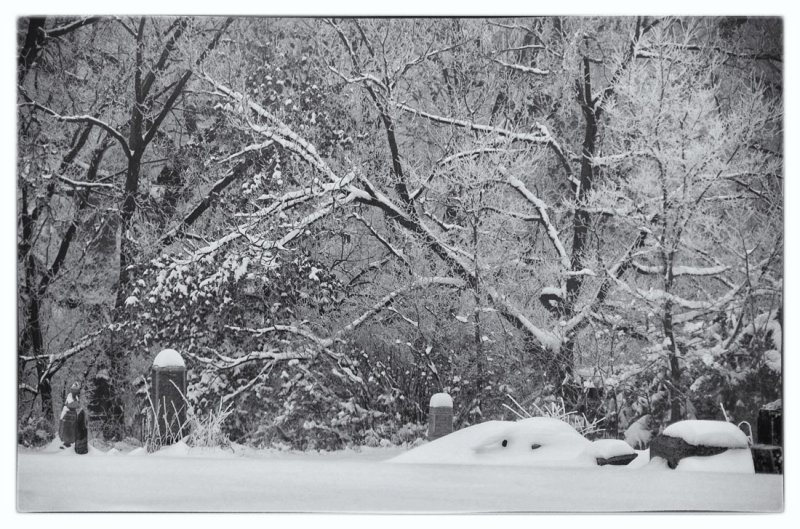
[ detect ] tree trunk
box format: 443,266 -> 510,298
18,17 -> 47,83
559,57 -> 600,403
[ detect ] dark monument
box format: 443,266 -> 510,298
151,349 -> 188,445
428,393 -> 453,440
751,399 -> 782,474
74,410 -> 88,455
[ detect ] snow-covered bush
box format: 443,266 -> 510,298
18,415 -> 54,448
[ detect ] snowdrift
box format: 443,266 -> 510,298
650,419 -> 755,473
390,417 -> 635,467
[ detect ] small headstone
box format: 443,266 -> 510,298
428,393 -> 453,440
753,400 -> 782,474
74,410 -> 88,455
756,399 -> 782,446
151,349 -> 188,445
59,410 -> 77,446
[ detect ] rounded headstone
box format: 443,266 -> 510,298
151,349 -> 188,445
428,392 -> 454,440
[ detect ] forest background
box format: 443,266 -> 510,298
11,12 -> 786,452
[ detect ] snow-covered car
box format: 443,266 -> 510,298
390,417 -> 637,468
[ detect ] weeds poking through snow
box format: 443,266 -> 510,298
503,395 -> 605,437
141,376 -> 233,452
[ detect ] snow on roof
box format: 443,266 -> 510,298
153,349 -> 185,368
663,420 -> 749,449
429,393 -> 453,408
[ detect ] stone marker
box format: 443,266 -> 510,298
428,393 -> 453,440
74,410 -> 88,455
756,399 -> 782,445
151,348 -> 188,444
752,399 -> 782,474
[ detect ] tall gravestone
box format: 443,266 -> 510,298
428,393 -> 453,440
752,399 -> 782,474
151,348 -> 188,444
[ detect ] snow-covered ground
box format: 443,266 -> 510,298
17,440 -> 782,512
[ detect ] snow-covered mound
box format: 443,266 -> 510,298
390,417 -> 635,467
624,415 -> 652,449
663,420 -> 749,449
153,348 -> 185,368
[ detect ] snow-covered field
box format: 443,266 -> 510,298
17,440 -> 782,513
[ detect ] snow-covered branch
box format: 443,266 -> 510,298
393,101 -> 573,178
608,269 -> 743,316
356,174 -> 476,279
187,348 -> 315,370
438,148 -> 523,166
245,193 -> 357,252
20,100 -> 132,160
585,151 -> 647,167
631,262 -> 730,277
172,173 -> 356,263
608,276 -> 716,311
19,326 -> 111,382
422,208 -> 467,232
500,167 -> 570,271
204,74 -> 339,183
563,229 -> 650,333
337,276 -> 466,338
57,175 -> 116,189
486,287 -> 560,352
639,43 -> 781,63
159,163 -> 250,248
491,44 -> 546,53
226,324 -> 333,348
563,268 -> 597,277
393,101 -> 550,143
350,212 -> 412,269
480,205 -> 542,223
44,17 -> 101,38
328,66 -> 386,91
215,140 -> 275,165
395,40 -> 471,79
493,58 -> 549,75
18,383 -> 38,395
246,172 -> 356,218
198,276 -> 466,370
221,360 -> 275,404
